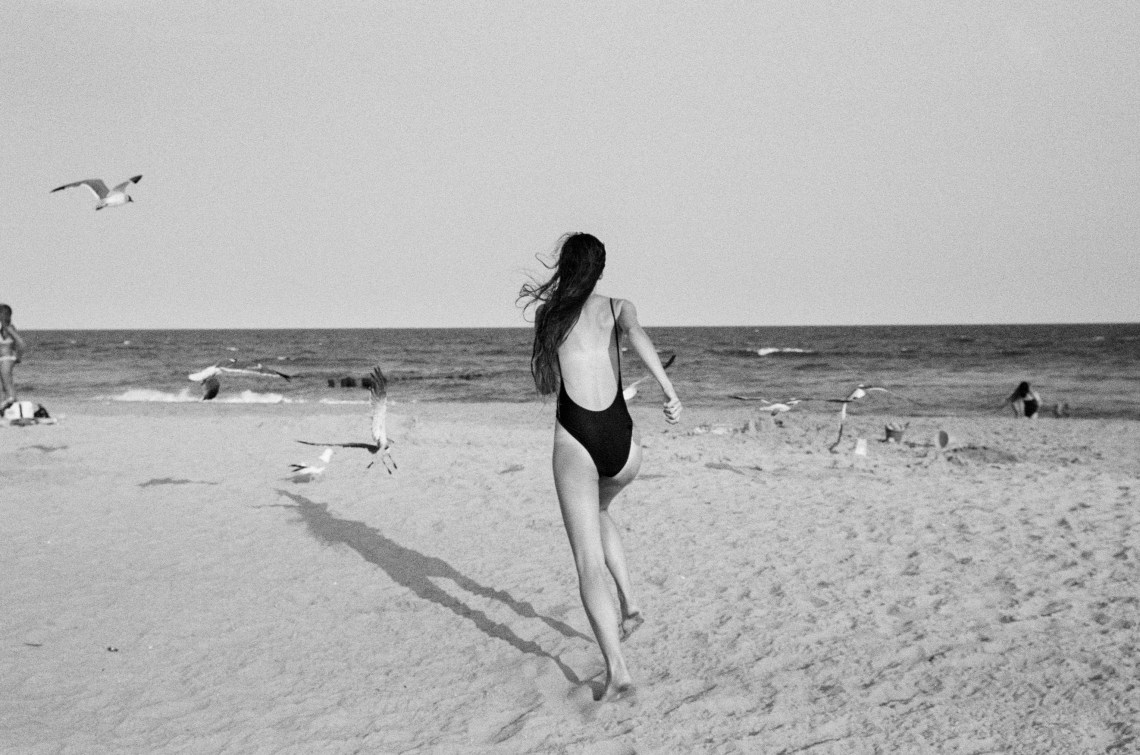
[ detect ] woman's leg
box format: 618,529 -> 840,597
0,360 -> 15,407
552,425 -> 632,700
599,434 -> 644,638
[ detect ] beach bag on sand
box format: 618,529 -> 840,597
3,401 -> 38,420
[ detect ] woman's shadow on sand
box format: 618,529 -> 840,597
272,490 -> 594,688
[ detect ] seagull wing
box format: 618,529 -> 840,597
290,448 -> 333,474
622,353 -> 676,401
188,364 -> 221,381
258,366 -> 293,380
237,364 -> 292,379
51,179 -> 109,198
297,440 -> 377,451
369,365 -> 389,448
287,464 -> 325,478
622,381 -> 643,401
217,366 -> 289,379
112,175 -> 143,192
845,385 -> 891,401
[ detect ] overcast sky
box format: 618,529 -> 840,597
3,1 -> 1137,329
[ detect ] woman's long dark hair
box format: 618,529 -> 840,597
517,233 -> 606,394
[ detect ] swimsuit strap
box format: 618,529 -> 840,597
609,298 -> 621,383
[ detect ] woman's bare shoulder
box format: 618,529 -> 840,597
612,297 -> 639,324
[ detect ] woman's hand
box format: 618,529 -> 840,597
663,395 -> 682,424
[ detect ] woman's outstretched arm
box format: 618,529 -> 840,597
616,299 -> 681,423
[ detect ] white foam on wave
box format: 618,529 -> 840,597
109,388 -> 293,404
757,347 -> 814,356
112,388 -> 198,402
318,398 -> 370,405
217,390 -> 289,404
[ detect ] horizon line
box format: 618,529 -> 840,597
22,320 -> 1140,332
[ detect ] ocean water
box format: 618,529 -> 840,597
13,323 -> 1140,419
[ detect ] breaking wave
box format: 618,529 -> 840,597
720,347 -> 817,358
109,388 -> 291,403
110,388 -> 198,402
756,347 -> 815,356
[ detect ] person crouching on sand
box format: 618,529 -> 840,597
1007,381 -> 1042,419
0,304 -> 27,413
519,232 -> 681,701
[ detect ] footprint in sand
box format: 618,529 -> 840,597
138,478 -> 219,488
705,462 -> 762,476
947,445 -> 1020,465
20,445 -> 68,453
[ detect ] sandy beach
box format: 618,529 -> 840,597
2,401 -> 1137,753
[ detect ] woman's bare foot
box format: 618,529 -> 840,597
620,609 -> 644,641
598,664 -> 636,702
599,679 -> 636,702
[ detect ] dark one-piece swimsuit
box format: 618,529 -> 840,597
556,299 -> 634,478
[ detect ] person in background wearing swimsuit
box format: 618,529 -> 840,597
0,304 -> 27,413
519,233 -> 681,701
1006,381 -> 1042,419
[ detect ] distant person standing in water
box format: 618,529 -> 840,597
1006,381 -> 1042,418
0,304 -> 27,412
519,233 -> 681,702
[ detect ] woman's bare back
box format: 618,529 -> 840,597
557,295 -> 623,410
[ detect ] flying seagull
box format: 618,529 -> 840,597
188,359 -> 292,400
288,448 -> 334,482
623,353 -> 676,401
836,385 -> 890,404
50,175 -> 143,210
758,399 -> 802,416
729,395 -> 803,416
298,364 -> 396,473
824,384 -> 891,423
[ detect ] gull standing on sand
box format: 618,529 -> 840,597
298,365 -> 396,473
188,359 -> 292,400
50,175 -> 143,210
288,448 -> 334,482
